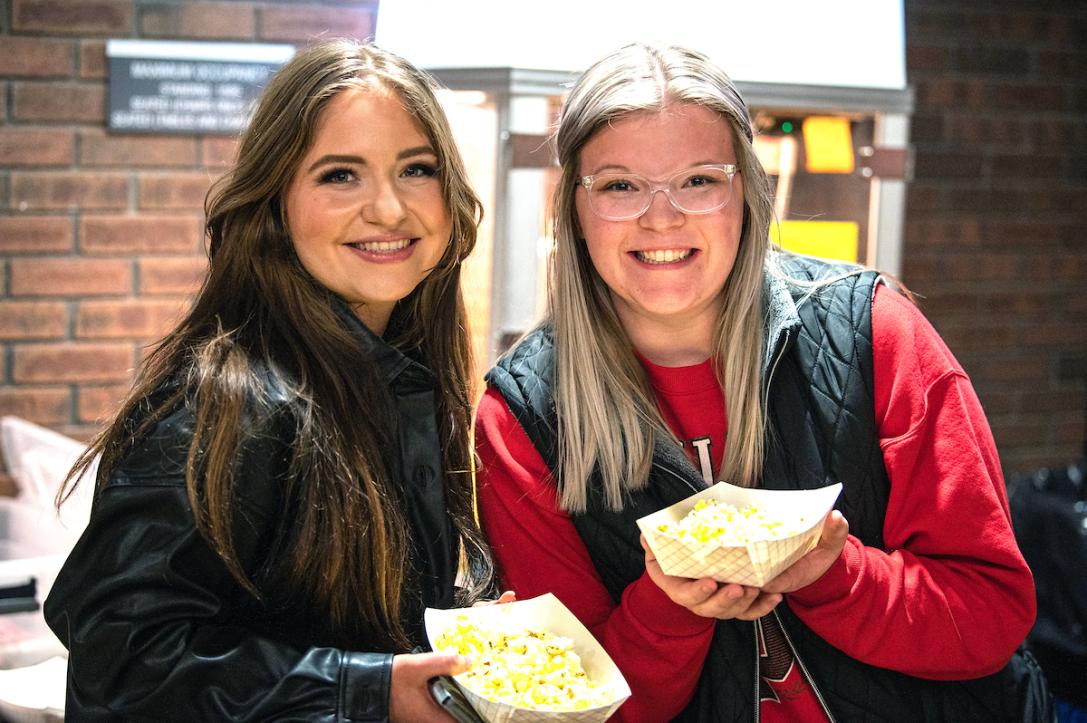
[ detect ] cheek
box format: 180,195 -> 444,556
283,183 -> 313,244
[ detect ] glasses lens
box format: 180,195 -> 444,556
585,166 -> 735,220
586,174 -> 647,220
669,167 -> 733,214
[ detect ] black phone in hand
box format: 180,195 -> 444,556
429,675 -> 487,723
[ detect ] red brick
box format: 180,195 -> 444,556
139,256 -> 209,295
0,128 -> 74,166
952,46 -> 1029,75
76,298 -> 187,339
200,137 -> 238,168
977,221 -> 1065,249
0,387 -> 71,425
992,153 -> 1066,180
989,418 -> 1049,449
55,424 -> 102,444
914,78 -> 988,109
1018,322 -> 1087,347
10,258 -> 132,296
12,0 -> 133,35
913,151 -> 985,180
10,172 -> 127,211
13,343 -> 134,383
905,45 -> 948,73
0,301 -> 69,339
79,129 -> 198,168
967,356 -> 1051,383
0,217 -> 72,253
908,113 -> 944,144
139,173 -> 214,210
1038,50 -> 1087,79
991,84 -> 1065,112
79,40 -> 108,79
0,37 -> 73,77
259,5 -> 374,42
930,323 -> 1016,352
943,115 -> 1029,146
78,384 -> 130,424
1054,416 -> 1087,446
12,82 -> 105,123
140,2 -> 256,39
80,216 -> 202,255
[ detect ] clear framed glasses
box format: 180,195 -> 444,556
579,163 -> 740,221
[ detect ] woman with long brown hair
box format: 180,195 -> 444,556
44,39 -> 491,721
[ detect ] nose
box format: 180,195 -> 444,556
639,187 -> 684,230
363,179 -> 408,227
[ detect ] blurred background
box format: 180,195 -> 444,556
1,0 -> 1083,481
0,0 -> 1084,717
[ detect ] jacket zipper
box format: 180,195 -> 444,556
753,620 -> 761,723
753,327 -> 833,722
771,608 -> 836,722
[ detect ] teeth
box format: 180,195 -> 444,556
359,238 -> 412,252
637,248 -> 692,264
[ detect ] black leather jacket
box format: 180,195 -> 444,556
44,304 -> 457,721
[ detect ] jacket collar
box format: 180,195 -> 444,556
328,296 -> 433,387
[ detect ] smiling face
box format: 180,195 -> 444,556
575,103 -> 744,350
284,86 -> 452,335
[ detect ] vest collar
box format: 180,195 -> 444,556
761,255 -> 803,381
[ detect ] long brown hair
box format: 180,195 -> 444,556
60,40 -> 491,651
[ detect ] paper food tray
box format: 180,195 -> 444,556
425,593 -> 630,723
637,481 -> 842,586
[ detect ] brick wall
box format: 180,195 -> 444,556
0,0 -> 377,493
903,1 -> 1087,478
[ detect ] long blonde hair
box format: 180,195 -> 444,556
550,44 -> 775,512
60,40 -> 491,651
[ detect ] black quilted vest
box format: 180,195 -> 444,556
486,256 -> 1048,722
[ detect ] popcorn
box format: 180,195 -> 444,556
637,481 -> 842,586
654,499 -> 809,545
434,616 -> 611,711
424,593 -> 631,722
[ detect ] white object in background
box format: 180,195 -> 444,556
0,416 -> 95,553
375,0 -> 907,90
0,416 -> 100,722
0,656 -> 66,723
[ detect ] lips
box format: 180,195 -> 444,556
348,237 -> 417,253
634,248 -> 694,264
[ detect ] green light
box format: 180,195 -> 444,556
781,121 -> 794,133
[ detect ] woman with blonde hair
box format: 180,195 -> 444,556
45,39 -> 491,721
476,43 -> 1047,721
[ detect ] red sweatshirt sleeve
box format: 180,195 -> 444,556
787,284 -> 1036,679
475,389 -> 715,722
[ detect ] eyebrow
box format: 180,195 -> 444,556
584,160 -> 729,177
306,146 -> 438,173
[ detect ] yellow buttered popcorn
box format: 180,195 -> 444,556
655,499 -> 807,545
434,616 -> 611,711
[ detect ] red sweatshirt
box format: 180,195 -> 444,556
475,285 -> 1035,722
